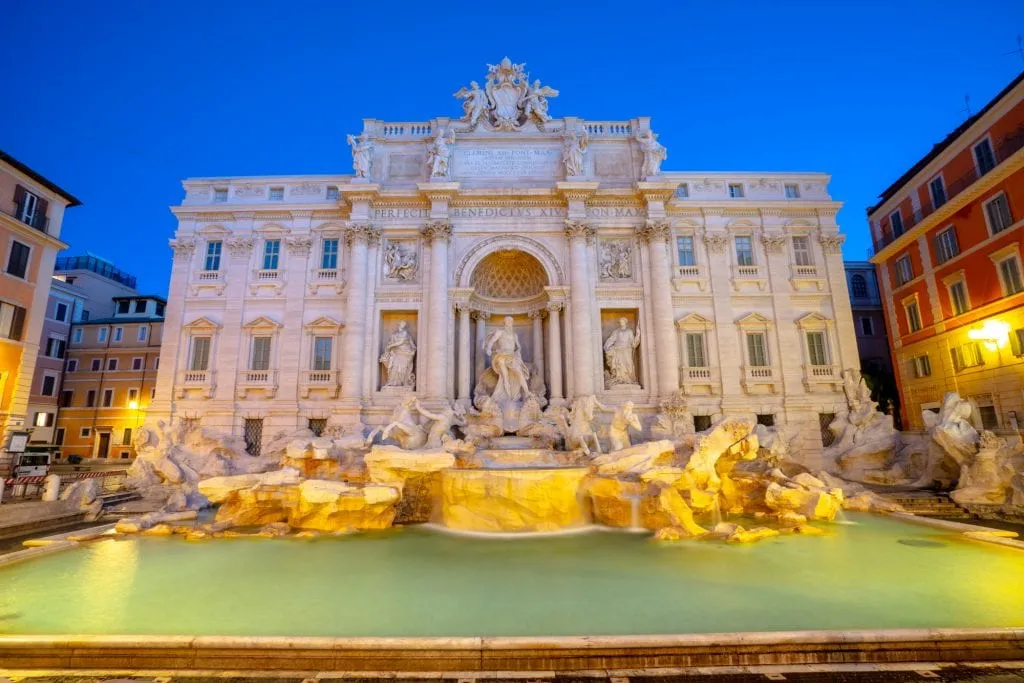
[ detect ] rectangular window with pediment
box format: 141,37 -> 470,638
685,333 -> 707,367
313,336 -> 333,371
321,239 -> 339,269
676,236 -> 695,266
806,331 -> 829,366
250,336 -> 272,371
205,241 -> 222,271
262,240 -> 281,270
792,236 -> 812,265
189,337 -> 211,371
735,236 -> 754,266
746,332 -> 768,366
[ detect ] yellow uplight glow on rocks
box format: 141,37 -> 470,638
967,319 -> 1011,351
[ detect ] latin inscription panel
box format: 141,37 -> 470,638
453,147 -> 562,178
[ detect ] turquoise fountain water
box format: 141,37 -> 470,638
1,514 -> 1022,638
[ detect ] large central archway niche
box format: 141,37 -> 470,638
453,236 -> 565,417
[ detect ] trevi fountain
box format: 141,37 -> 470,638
2,59 -> 1023,673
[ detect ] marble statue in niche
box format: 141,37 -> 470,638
604,317 -> 641,387
380,321 -> 416,387
426,128 -> 454,179
347,133 -> 373,179
483,316 -> 532,404
635,129 -> 666,178
383,241 -> 418,281
599,240 -> 632,280
562,125 -> 588,177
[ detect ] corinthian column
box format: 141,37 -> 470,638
473,310 -> 490,384
456,303 -> 472,404
529,309 -> 545,382
638,220 -> 680,396
422,220 -> 452,399
546,302 -> 564,401
565,220 -> 596,396
340,223 -> 378,401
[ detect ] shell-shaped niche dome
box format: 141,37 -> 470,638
470,249 -> 548,300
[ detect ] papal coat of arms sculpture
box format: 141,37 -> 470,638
346,57 -> 667,183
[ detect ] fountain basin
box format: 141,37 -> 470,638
439,467 -> 590,533
456,448 -> 586,469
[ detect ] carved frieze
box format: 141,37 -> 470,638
234,184 -> 265,199
290,182 -> 324,198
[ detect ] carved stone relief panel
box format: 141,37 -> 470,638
382,240 -> 420,282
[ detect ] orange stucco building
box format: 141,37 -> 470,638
869,72 -> 1024,431
0,151 -> 79,473
56,294 -> 164,462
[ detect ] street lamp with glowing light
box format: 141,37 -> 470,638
967,319 -> 1011,351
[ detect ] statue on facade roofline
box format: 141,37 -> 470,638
562,125 -> 588,177
635,129 -> 666,178
453,81 -> 488,128
426,128 -> 454,179
346,133 -> 373,179
523,79 -> 558,124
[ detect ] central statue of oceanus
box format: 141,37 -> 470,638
454,57 -> 559,131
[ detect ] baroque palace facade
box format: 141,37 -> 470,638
150,60 -> 858,467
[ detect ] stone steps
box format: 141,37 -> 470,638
98,491 -> 140,507
886,493 -> 971,518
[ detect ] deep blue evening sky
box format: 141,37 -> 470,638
3,1 -> 1022,295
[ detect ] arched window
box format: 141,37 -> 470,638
850,274 -> 868,298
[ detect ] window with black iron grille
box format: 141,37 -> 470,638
308,418 -> 327,437
819,413 -> 836,447
244,418 -> 264,456
756,413 -> 775,427
693,415 -> 712,432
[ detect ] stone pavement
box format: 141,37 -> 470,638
3,664 -> 1024,682
0,500 -> 83,540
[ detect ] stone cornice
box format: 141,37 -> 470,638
338,183 -> 381,206
417,181 -> 460,203
556,181 -> 600,203
635,181 -> 678,202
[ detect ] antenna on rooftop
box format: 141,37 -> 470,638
960,94 -> 972,118
1001,34 -> 1024,65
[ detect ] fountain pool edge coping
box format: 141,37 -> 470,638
1,628 -> 1023,673
2,516 -> 1024,672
